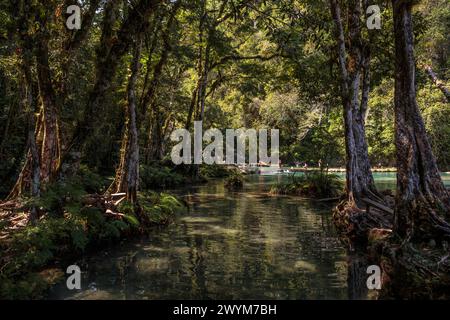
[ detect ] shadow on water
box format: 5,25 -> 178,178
48,174 -> 394,300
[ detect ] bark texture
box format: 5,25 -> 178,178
109,39 -> 142,204
66,0 -> 160,155
8,1 -> 60,200
392,0 -> 450,240
329,0 -> 378,204
142,1 -> 181,161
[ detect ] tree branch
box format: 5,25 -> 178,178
425,65 -> 450,103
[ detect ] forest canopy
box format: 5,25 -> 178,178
1,0 -> 449,199
0,0 -> 450,301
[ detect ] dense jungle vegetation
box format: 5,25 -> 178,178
0,0 -> 449,299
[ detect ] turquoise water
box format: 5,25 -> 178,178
337,172 -> 450,191
49,176 -> 351,300
47,172 -> 449,300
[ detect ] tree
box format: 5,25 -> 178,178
141,0 -> 182,162
392,0 -> 450,240
65,0 -> 161,157
8,0 -> 40,223
329,0 -> 378,204
109,38 -> 142,204
8,1 -> 61,201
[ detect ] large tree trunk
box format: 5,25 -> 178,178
146,112 -> 165,162
8,43 -> 41,223
35,36 -> 61,184
142,1 -> 181,162
139,14 -> 163,117
349,1 -> 378,200
109,39 -> 142,204
392,0 -> 450,240
65,0 -> 160,156
59,0 -> 102,99
24,52 -> 40,223
185,77 -> 200,130
198,41 -> 211,122
8,2 -> 60,200
330,0 -> 377,204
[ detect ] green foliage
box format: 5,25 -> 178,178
270,171 -> 343,198
4,216 -> 87,276
24,165 -> 107,216
27,181 -> 85,216
200,164 -> 233,179
76,206 -> 135,242
366,79 -> 396,166
224,172 -> 244,190
0,270 -> 63,300
418,86 -> 450,170
3,191 -> 183,283
138,192 -> 184,225
123,214 -> 140,228
76,165 -> 108,194
117,191 -> 184,226
140,164 -> 187,189
0,189 -> 185,299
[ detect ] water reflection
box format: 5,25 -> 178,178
49,175 -> 368,300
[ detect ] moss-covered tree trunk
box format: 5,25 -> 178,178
65,0 -> 160,156
35,36 -> 61,185
142,0 -> 181,162
330,0 -> 377,204
110,39 -> 142,204
392,0 -> 450,240
8,2 -> 60,201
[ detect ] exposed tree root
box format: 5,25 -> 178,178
396,196 -> 450,242
371,241 -> 450,299
333,193 -> 394,248
333,192 -> 450,299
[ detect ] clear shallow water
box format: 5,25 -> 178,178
258,168 -> 450,191
48,172 -> 449,300
351,172 -> 450,191
49,175 -> 351,300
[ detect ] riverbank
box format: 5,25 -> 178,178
288,167 -> 398,173
47,175 -> 349,300
0,191 -> 185,299
332,194 -> 450,299
0,164 -> 236,299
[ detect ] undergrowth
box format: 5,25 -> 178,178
270,171 -> 343,198
0,172 -> 184,299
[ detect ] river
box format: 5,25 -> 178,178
48,172 -> 450,300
